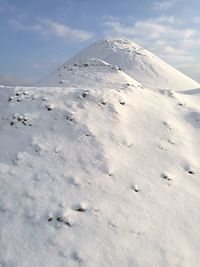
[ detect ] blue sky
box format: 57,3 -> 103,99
0,0 -> 200,85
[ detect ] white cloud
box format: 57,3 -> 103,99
179,39 -> 200,49
38,19 -> 94,41
193,17 -> 200,24
104,17 -> 197,41
10,18 -> 94,42
103,16 -> 200,70
153,0 -> 176,10
151,16 -> 182,24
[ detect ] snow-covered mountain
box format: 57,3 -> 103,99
65,37 -> 199,90
0,38 -> 200,267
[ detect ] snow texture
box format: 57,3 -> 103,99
65,37 -> 200,90
0,38 -> 200,267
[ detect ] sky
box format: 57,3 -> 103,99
0,0 -> 200,85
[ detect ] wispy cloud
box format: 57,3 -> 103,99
104,20 -> 195,40
193,17 -> 200,24
153,0 -> 176,10
10,18 -> 94,42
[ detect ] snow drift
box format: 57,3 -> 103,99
0,37 -> 200,267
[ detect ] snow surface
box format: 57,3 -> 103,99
37,58 -> 140,89
1,38 -> 200,267
65,37 -> 200,90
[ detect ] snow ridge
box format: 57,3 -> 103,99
37,57 -> 141,89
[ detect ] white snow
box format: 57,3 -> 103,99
0,38 -> 200,267
37,57 -> 140,89
65,37 -> 200,90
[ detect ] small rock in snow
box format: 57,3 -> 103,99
18,116 -> 23,121
82,91 -> 88,98
188,170 -> 195,175
56,215 -> 72,227
71,251 -> 82,263
46,104 -> 54,111
75,202 -> 87,212
161,173 -> 172,181
131,184 -> 140,192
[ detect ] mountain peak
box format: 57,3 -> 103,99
36,37 -> 199,90
100,37 -> 141,48
65,37 -> 199,90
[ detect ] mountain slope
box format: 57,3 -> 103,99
37,58 -> 141,89
0,81 -> 200,266
65,37 -> 199,90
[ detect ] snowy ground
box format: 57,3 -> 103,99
0,38 -> 200,266
0,82 -> 200,267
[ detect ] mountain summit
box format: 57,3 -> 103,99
58,37 -> 198,90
